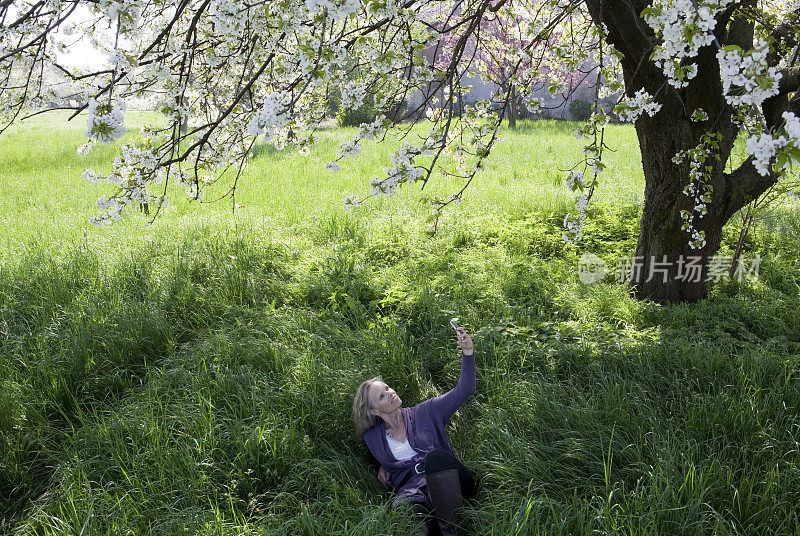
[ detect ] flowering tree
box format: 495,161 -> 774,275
434,0 -> 551,127
432,1 -> 592,126
590,0 -> 800,301
1,0 -> 798,303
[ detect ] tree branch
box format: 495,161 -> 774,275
779,65 -> 800,95
583,0 -> 684,118
717,158 -> 778,224
720,0 -> 755,50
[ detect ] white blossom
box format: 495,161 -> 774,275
565,171 -> 585,191
783,112 -> 800,140
77,140 -> 96,157
339,138 -> 362,159
208,0 -> 244,37
745,132 -> 785,176
343,194 -> 360,211
717,39 -> 782,107
644,0 -> 732,88
614,88 -> 662,123
562,210 -> 586,244
247,92 -> 291,141
358,117 -> 387,141
525,97 -> 543,114
85,98 -> 127,145
108,48 -> 137,74
306,0 -> 361,20
82,168 -> 103,183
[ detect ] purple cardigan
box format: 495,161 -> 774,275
363,352 -> 476,504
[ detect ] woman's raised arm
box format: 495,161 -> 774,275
424,328 -> 476,422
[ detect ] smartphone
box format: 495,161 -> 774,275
449,318 -> 460,332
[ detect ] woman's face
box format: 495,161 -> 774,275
368,381 -> 402,417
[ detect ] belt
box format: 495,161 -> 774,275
397,461 -> 426,489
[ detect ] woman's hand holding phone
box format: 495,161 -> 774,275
450,318 -> 474,355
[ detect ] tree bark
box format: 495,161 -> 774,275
628,113 -> 717,303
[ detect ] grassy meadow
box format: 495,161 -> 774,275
1,112 -> 800,535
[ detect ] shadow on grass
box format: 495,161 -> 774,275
1,205 -> 800,534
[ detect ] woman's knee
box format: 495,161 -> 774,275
424,449 -> 459,474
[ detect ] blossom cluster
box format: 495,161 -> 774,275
562,106 -> 611,244
83,143 -> 163,225
246,93 -> 291,141
746,133 -> 786,176
643,0 -> 732,88
387,142 -> 425,184
358,117 -> 388,141
305,0 -> 361,21
565,171 -> 586,191
563,193 -> 590,243
524,97 -> 543,115
614,88 -> 662,123
85,98 -> 127,145
680,160 -> 710,250
108,48 -> 137,76
97,0 -> 140,32
336,129 -> 431,208
340,81 -> 369,111
339,99 -> 499,215
339,138 -> 362,159
673,132 -> 721,249
207,0 -> 244,37
716,40 -> 782,107
745,112 -> 800,176
343,194 -> 360,211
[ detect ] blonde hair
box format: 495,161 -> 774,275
353,377 -> 383,439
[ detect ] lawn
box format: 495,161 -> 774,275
1,113 -> 799,535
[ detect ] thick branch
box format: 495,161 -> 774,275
583,0 -> 684,119
583,0 -> 654,68
763,65 -> 800,128
779,66 -> 800,95
717,158 -> 778,224
721,0 -> 754,50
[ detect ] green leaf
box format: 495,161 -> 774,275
786,147 -> 800,163
640,7 -> 661,19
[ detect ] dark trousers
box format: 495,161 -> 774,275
423,449 -> 478,501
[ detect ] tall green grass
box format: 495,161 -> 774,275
1,113 -> 799,535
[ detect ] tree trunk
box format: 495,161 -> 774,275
630,185 -> 721,303
508,85 -> 518,127
626,98 -> 775,303
627,117 -> 723,303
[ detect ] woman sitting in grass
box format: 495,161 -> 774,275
353,327 -> 477,536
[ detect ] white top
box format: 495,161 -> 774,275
386,434 -> 419,461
